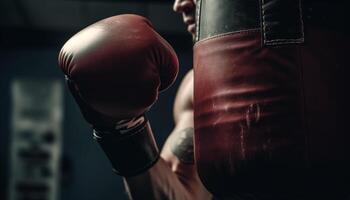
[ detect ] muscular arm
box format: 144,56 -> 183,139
124,70 -> 211,200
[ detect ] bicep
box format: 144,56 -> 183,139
161,110 -> 194,166
159,109 -> 211,200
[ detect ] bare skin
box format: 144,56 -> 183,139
124,70 -> 211,200
123,1 -> 207,199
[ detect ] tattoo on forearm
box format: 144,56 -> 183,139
171,127 -> 194,164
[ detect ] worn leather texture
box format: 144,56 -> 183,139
194,0 -> 349,198
196,0 -> 304,45
194,26 -> 349,199
196,0 -> 349,45
196,0 -> 259,41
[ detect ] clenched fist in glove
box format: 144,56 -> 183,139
58,14 -> 179,176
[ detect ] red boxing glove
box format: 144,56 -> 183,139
58,14 -> 179,176
59,14 -> 178,120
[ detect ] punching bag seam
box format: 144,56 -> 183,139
194,28 -> 260,47
261,0 -> 305,46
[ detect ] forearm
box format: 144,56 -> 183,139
124,158 -> 191,200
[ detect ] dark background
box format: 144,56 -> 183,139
0,0 -> 193,199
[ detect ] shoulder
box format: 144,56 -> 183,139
173,69 -> 193,123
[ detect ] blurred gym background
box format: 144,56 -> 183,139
0,0 -> 193,199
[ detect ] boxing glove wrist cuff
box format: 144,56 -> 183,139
93,115 -> 159,177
